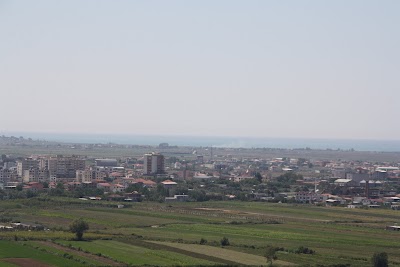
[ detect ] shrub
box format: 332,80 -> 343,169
295,246 -> 315,254
220,237 -> 230,246
200,238 -> 208,245
265,245 -> 277,266
371,252 -> 388,267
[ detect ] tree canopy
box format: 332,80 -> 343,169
371,252 -> 388,267
265,245 -> 278,266
69,218 -> 89,241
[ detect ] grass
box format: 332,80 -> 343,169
150,241 -> 295,266
0,240 -> 85,267
2,198 -> 400,266
27,241 -> 105,266
57,239 -> 216,266
0,230 -> 108,241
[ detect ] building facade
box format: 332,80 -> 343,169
17,158 -> 39,177
47,156 -> 85,178
143,153 -> 165,175
23,168 -> 50,183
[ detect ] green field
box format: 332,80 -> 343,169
0,198 -> 400,266
58,239 -> 215,266
0,240 -> 85,267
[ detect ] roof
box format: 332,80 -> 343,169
162,180 -> 177,185
132,178 -> 156,186
334,179 -> 353,183
97,183 -> 111,187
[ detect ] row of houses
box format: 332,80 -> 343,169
0,222 -> 45,231
5,177 -> 179,196
295,190 -> 400,208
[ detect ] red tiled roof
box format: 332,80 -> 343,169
98,183 -> 111,187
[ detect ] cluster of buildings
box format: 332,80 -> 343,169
0,222 -> 46,232
0,152 -> 170,199
2,147 -> 400,208
1,155 -> 85,185
0,152 -> 165,185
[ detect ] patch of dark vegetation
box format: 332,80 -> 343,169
293,246 -> 315,254
220,237 -> 230,246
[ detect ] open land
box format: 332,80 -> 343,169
1,136 -> 400,266
1,140 -> 400,162
0,198 -> 399,266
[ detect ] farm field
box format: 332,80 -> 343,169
0,197 -> 400,266
149,241 -> 295,266
58,239 -> 215,266
0,240 -> 86,267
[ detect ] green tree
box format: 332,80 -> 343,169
276,172 -> 303,185
255,172 -> 263,183
371,252 -> 388,267
265,246 -> 277,266
69,218 -> 89,241
56,182 -> 64,189
220,237 -> 230,246
189,189 -> 208,202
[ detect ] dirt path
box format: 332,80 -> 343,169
36,241 -> 124,266
2,258 -> 52,267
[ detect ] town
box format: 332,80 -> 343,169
1,135 -> 400,210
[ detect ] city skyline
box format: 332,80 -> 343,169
1,1 -> 399,140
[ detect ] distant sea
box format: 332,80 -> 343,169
4,132 -> 400,153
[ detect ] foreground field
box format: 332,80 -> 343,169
0,240 -> 85,267
0,198 -> 400,266
149,241 -> 296,266
57,240 -> 215,266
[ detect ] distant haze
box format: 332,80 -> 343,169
4,132 -> 400,152
1,1 -> 399,140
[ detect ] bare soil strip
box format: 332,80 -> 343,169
2,258 -> 52,267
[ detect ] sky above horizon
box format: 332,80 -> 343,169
1,0 -> 399,140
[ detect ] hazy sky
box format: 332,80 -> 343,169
1,0 -> 399,140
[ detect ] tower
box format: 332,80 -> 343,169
143,152 -> 165,175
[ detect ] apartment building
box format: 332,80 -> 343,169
76,170 -> 93,183
143,152 -> 165,175
47,156 -> 85,178
17,158 -> 39,177
23,168 -> 50,183
76,167 -> 108,183
0,168 -> 13,183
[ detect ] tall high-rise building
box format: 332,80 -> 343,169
143,153 -> 165,175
